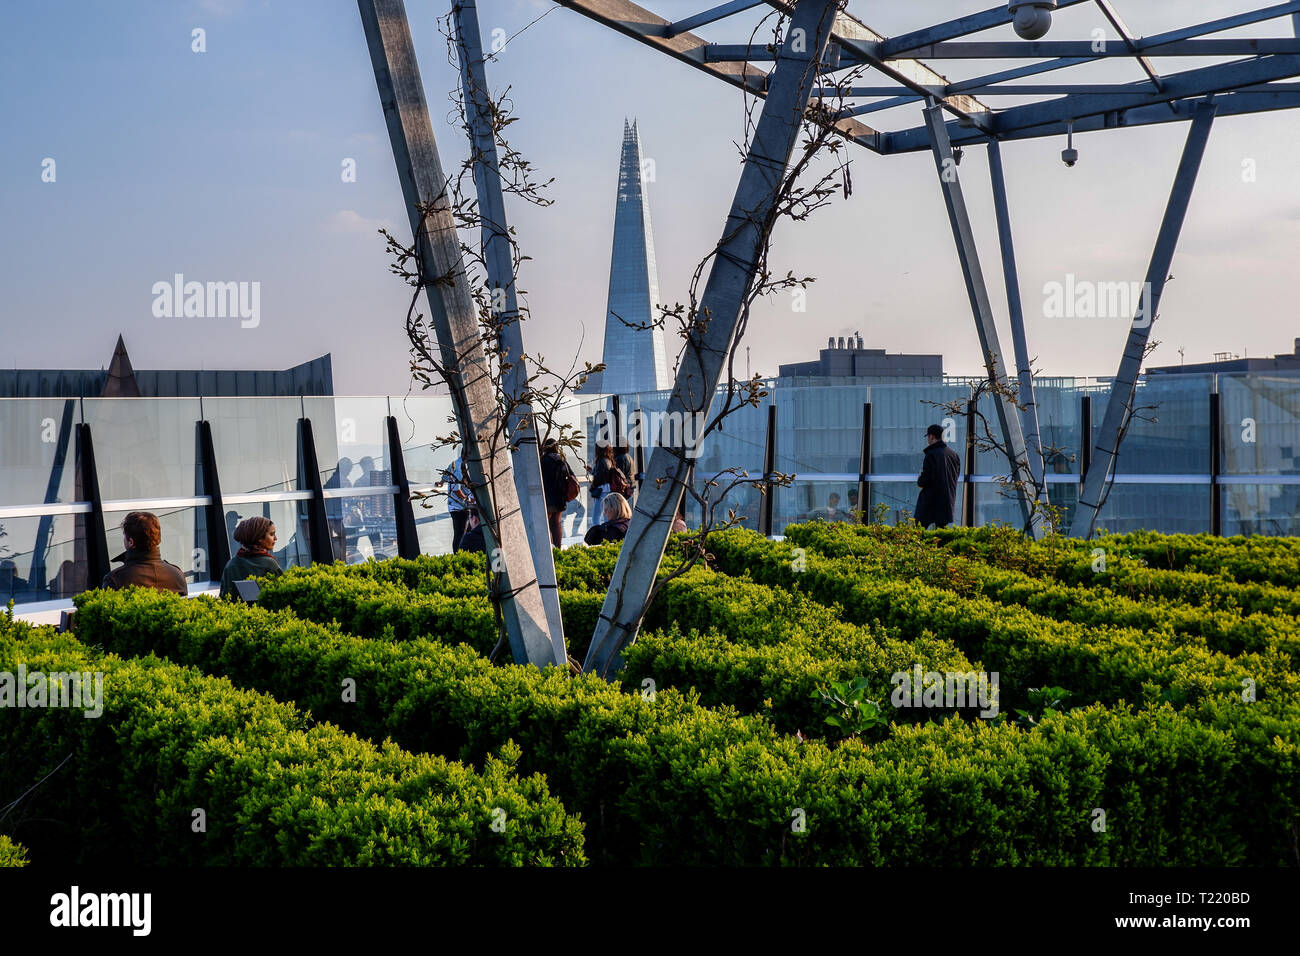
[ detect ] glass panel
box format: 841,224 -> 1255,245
102,507 -> 202,589
203,397 -> 302,496
305,397 -> 390,564
1104,374 -> 1213,477
1220,374 -> 1300,478
1222,484 -> 1300,536
0,398 -> 80,508
390,394 -> 458,486
220,499 -> 313,570
82,398 -> 202,502
1092,483 -> 1211,535
0,514 -> 84,605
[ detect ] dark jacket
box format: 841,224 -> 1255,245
540,450 -> 572,513
101,547 -> 188,596
219,551 -> 283,600
584,517 -> 630,546
915,440 -> 962,529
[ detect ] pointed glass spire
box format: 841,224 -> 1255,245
599,119 -> 670,395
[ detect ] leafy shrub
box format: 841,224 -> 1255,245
0,612 -> 584,866
71,587 -> 1274,864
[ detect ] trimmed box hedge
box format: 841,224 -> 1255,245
0,612 -> 584,866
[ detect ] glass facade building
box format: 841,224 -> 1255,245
4,372 -> 1297,611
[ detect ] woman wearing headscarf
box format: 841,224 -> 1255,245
219,516 -> 284,600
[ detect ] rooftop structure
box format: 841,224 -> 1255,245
0,335 -> 333,398
779,333 -> 944,380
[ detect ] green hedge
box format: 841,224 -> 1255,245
710,529 -> 1300,860
258,568 -> 604,663
622,566 -> 979,734
1,612 -> 584,866
0,835 -> 28,868
71,587 -> 1275,864
919,525 -> 1300,616
931,526 -> 1300,588
786,522 -> 1300,660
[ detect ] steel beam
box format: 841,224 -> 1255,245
666,0 -> 764,37
583,0 -> 841,678
762,0 -> 994,130
879,0 -> 1092,58
359,0 -> 557,668
896,39 -> 1300,58
922,100 -> 1046,539
886,54 -> 1300,152
987,139 -> 1046,508
452,0 -> 567,664
553,0 -> 884,150
1069,100 -> 1217,539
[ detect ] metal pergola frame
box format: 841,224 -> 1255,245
551,0 -> 1300,541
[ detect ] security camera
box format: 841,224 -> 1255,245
1009,1 -> 1056,41
1061,120 -> 1078,167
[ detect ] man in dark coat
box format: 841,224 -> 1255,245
101,511 -> 188,595
915,424 -> 962,529
539,438 -> 573,547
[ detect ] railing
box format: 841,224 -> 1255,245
3,373 -> 1298,608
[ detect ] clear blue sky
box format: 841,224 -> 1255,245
3,0 -> 1298,392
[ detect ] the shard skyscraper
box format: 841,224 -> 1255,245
596,120 -> 671,396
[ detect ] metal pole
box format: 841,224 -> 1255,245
1209,389 -> 1222,536
583,0 -> 842,677
1080,393 -> 1092,487
386,415 -> 420,559
922,100 -> 1046,539
76,423 -> 111,587
451,0 -> 565,645
1070,99 -> 1217,538
198,420 -> 231,584
857,402 -> 872,524
298,418 -> 335,566
964,397 -> 977,527
759,403 -> 777,536
359,0 -> 558,668
987,138 -> 1047,507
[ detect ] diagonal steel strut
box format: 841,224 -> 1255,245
582,0 -> 841,678
359,0 -> 558,668
452,0 -> 568,665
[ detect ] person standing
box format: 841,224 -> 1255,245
915,424 -> 962,529
540,438 -> 575,548
441,455 -> 471,552
219,516 -> 283,600
614,443 -> 637,503
100,511 -> 188,595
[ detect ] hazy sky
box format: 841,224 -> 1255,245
3,0 -> 1299,393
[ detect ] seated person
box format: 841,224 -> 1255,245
584,492 -> 632,546
219,516 -> 283,600
102,511 -> 188,596
815,492 -> 844,522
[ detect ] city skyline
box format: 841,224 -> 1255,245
3,1 -> 1299,393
